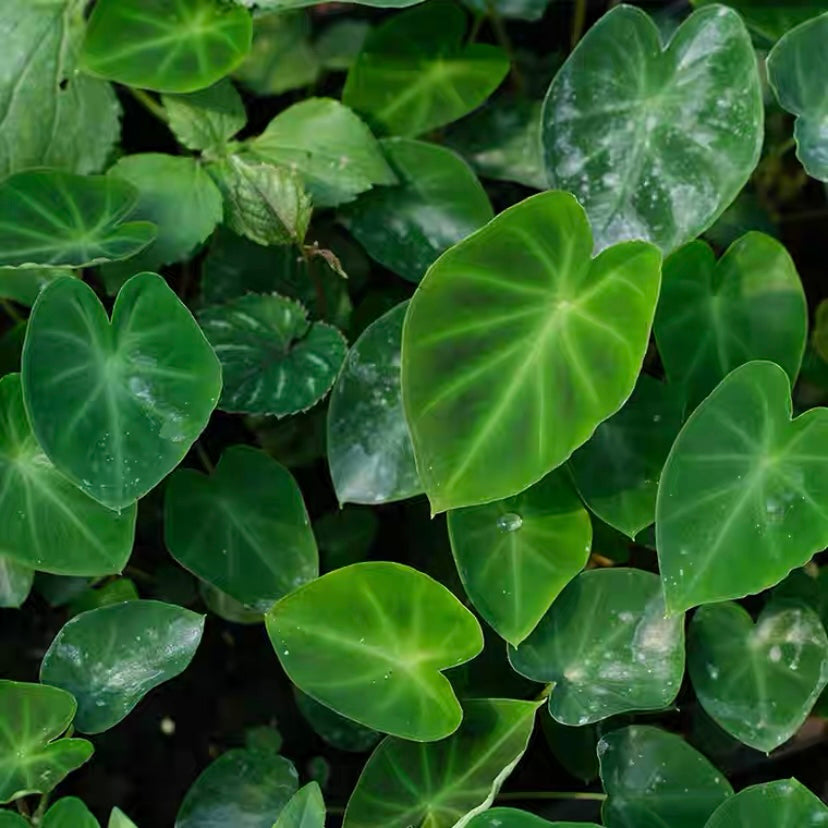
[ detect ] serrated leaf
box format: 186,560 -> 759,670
703,779 -> 828,827
162,79 -> 247,153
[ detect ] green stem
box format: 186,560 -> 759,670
1,299 -> 23,324
16,799 -> 30,819
498,791 -> 607,802
534,682 -> 553,701
196,442 -> 215,474
468,11 -> 485,44
128,87 -> 168,123
772,135 -> 797,158
485,0 -> 526,94
571,0 -> 588,48
31,793 -> 50,825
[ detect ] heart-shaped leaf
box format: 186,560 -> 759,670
294,689 -> 381,753
0,170 -> 155,269
81,0 -> 253,94
22,273 -> 222,511
343,1 -> 509,136
688,601 -> 828,751
569,374 -> 684,539
598,726 -> 733,828
448,470 -> 591,646
162,79 -> 247,153
656,360 -> 828,613
343,699 -> 539,828
42,799 -> 99,828
199,293 -> 347,416
0,555 -> 33,609
0,374 -> 136,575
0,680 -> 93,804
40,600 -> 205,734
266,561 -> 483,741
327,301 -> 422,505
767,13 -> 828,181
654,233 -> 807,409
402,190 -> 661,513
704,779 -> 828,827
274,783 -> 325,828
542,4 -> 763,253
340,137 -> 493,283
466,811 -> 600,828
693,0 -> 828,42
509,569 -> 685,725
164,445 -> 318,611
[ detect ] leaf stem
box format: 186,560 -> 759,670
127,87 -> 169,124
468,11 -> 485,44
195,442 -> 215,474
571,0 -> 588,48
31,793 -> 50,824
534,682 -> 553,701
16,799 -> 30,819
1,299 -> 23,324
497,791 -> 607,802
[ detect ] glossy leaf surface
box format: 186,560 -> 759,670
0,171 -> 155,269
42,799 -> 99,828
402,190 -> 661,513
598,726 -> 733,828
162,79 -> 247,153
688,601 -> 828,751
0,374 -> 136,575
274,783 -> 325,828
0,681 -> 93,804
343,2 -> 509,136
343,699 -> 538,828
449,470 -> 591,646
693,0 -> 828,41
199,293 -> 347,416
341,138 -> 493,283
654,233 -> 807,408
656,361 -> 828,613
510,569 -> 685,725
542,5 -> 763,253
23,273 -> 222,510
327,302 -> 422,505
81,0 -> 253,94
704,779 -> 828,827
165,445 -> 318,611
0,555 -> 33,609
266,562 -> 483,740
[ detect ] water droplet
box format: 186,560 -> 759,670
496,512 -> 523,533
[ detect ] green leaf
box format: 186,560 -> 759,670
0,170 -> 156,269
463,0 -> 551,21
162,79 -> 247,153
22,273 -> 222,511
767,13 -> 828,181
343,1 -> 510,136
401,190 -> 661,513
199,293 -> 347,416
0,812 -> 29,827
542,4 -> 763,253
209,156 -> 312,246
0,0 -> 120,178
68,578 -> 139,617
199,581 -> 262,625
244,98 -> 395,208
540,710 -> 601,784
692,0 -> 828,42
688,600 -> 828,751
40,600 -> 205,733
449,470 -> 591,646
109,808 -> 138,828
294,689 -> 381,753
81,0 -> 253,94
176,748 -> 298,828
654,233 -> 807,409
266,561 -> 483,741
343,699 -> 539,828
316,20 -> 371,71
0,680 -> 93,804
340,138 -> 493,283
42,799 -> 100,828
656,360 -> 828,613
274,783 -> 325,828
466,811 -> 600,828
327,301 -> 422,505
0,268 -> 73,308
314,507 -> 379,571
703,779 -> 828,827
0,555 -> 33,609
0,374 -> 136,575
569,374 -> 685,539
509,569 -> 685,725
165,445 -> 317,611
598,726 -> 733,828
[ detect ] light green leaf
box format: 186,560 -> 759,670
688,601 -> 828,751
509,569 -> 685,725
42,799 -> 99,828
294,689 -> 381,753
327,301 -> 422,505
343,1 -> 510,136
109,808 -> 138,828
165,445 -> 317,611
340,137 -> 493,283
767,13 -> 828,181
81,0 -> 253,94
466,811 -> 600,828
22,273 -> 222,511
0,170 -> 155,269
343,699 -> 539,828
274,783 -> 325,828
0,680 -> 93,804
542,4 -> 763,253
0,555 -> 33,609
199,293 -> 346,416
0,374 -> 136,576
449,470 -> 591,646
401,190 -> 661,513
656,360 -> 828,613
598,726 -> 733,828
654,233 -> 807,409
692,0 -> 828,42
703,779 -> 828,827
245,98 -> 395,208
0,267 -> 73,308
266,561 -> 483,741
162,79 -> 247,153
0,0 -> 120,177
569,374 -> 684,539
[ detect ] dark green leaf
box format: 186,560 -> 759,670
274,783 -> 324,828
466,811 -> 600,828
294,689 -> 381,753
316,21 -> 371,71
0,813 -> 29,827
42,799 -> 99,828
704,779 -> 828,827
0,268 -> 73,308
67,578 -> 139,617
313,507 -> 379,572
464,0 -> 552,20
199,581 -> 262,625
692,0 -> 828,42
162,79 -> 247,153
